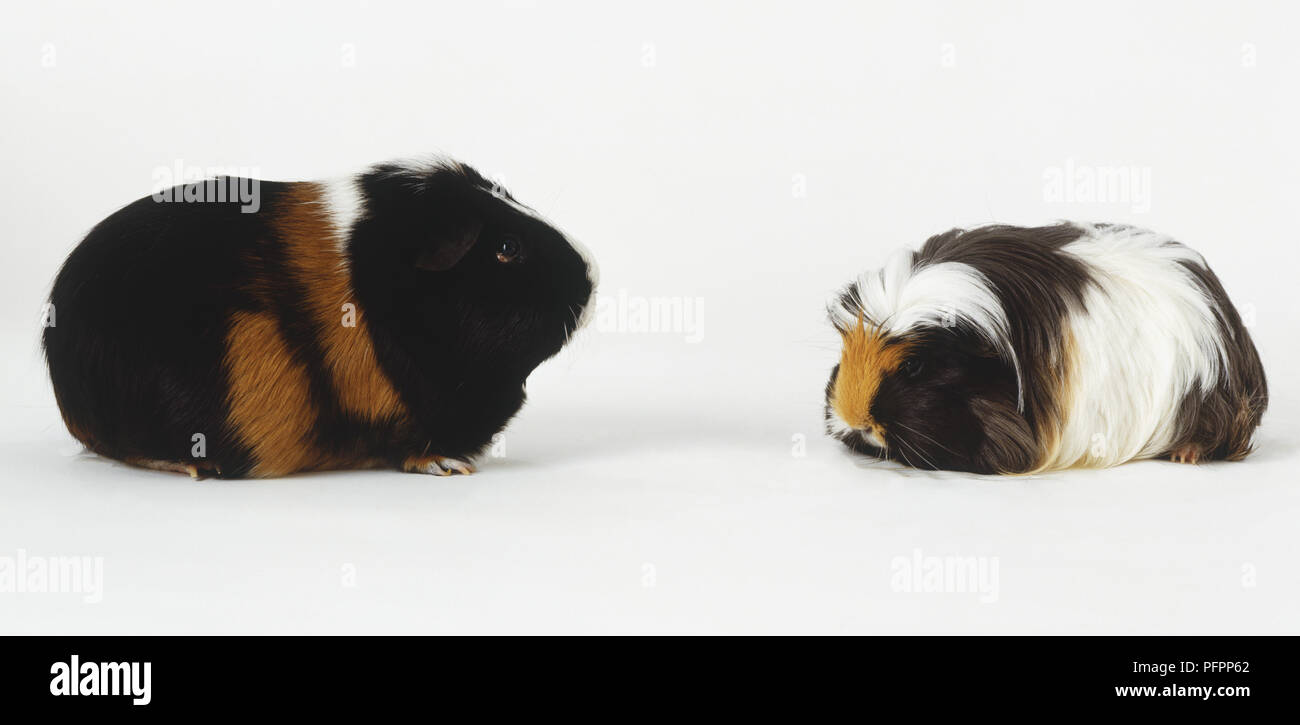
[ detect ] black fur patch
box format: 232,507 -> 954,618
44,161 -> 593,477
44,182 -> 269,474
348,164 -> 593,460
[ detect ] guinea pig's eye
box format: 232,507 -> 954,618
900,358 -> 924,379
496,236 -> 521,263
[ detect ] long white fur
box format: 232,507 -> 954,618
1045,223 -> 1227,468
828,251 -> 1023,445
826,409 -> 856,438
832,250 -> 1024,408
833,223 -> 1230,470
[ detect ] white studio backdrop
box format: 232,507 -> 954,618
1,0 -> 1297,633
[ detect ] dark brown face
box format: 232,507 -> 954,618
824,322 -> 1029,474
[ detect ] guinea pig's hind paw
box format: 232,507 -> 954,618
404,455 -> 476,476
129,458 -> 223,480
1169,445 -> 1202,465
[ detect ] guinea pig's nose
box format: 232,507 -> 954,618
862,426 -> 886,449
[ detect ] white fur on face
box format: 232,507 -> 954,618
486,187 -> 600,286
825,407 -> 886,449
826,407 -> 856,437
383,156 -> 600,298
1044,223 -> 1229,469
831,248 -> 1023,409
330,157 -> 600,331
567,232 -> 600,332
483,185 -> 600,331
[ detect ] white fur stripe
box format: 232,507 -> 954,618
832,249 -> 1023,409
317,176 -> 365,268
487,186 -> 600,330
1043,223 -> 1229,468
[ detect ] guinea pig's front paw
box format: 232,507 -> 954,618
1168,445 -> 1202,464
403,455 -> 476,476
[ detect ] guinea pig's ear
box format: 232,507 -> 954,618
414,219 -> 484,272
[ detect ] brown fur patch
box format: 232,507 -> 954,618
224,310 -> 322,477
273,183 -> 407,424
970,397 -> 1036,474
1025,327 -> 1075,473
831,315 -> 912,435
1169,256 -> 1268,461
60,413 -> 97,452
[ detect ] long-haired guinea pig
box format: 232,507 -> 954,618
824,222 -> 1266,474
44,157 -> 597,478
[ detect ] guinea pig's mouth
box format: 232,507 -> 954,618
826,406 -> 888,450
553,302 -> 593,351
572,299 -> 595,334
858,428 -> 887,449
564,277 -> 598,338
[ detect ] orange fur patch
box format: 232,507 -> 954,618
274,183 -> 407,424
831,316 -> 912,434
224,183 -> 411,476
1026,327 -> 1074,473
224,310 -> 322,477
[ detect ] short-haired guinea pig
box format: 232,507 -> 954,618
825,222 -> 1266,474
44,157 -> 598,478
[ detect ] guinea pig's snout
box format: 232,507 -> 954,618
565,235 -> 599,332
829,391 -> 888,449
570,236 -> 599,291
831,319 -> 907,451
859,426 -> 887,449
842,417 -> 887,449
571,276 -> 597,332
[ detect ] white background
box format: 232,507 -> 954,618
2,0 -> 1297,633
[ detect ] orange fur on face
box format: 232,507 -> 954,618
831,315 -> 912,435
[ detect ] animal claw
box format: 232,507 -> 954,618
404,455 -> 476,476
